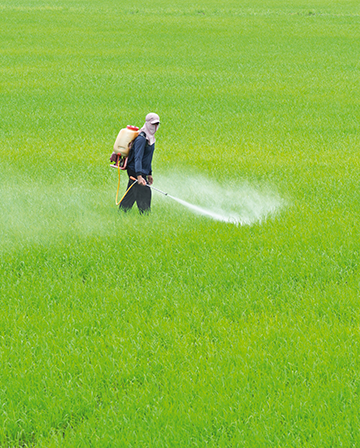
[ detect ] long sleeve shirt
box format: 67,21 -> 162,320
127,134 -> 155,177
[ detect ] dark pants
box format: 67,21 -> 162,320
119,175 -> 152,213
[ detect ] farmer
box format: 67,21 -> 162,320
119,113 -> 160,214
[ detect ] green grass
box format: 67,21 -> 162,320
1,0 -> 360,446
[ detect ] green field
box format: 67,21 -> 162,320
1,0 -> 360,446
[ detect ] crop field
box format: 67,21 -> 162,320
1,0 -> 360,446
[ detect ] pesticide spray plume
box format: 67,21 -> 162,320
149,173 -> 285,226
129,175 -> 285,225
145,182 -> 235,223
131,176 -> 229,218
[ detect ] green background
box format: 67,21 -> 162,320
1,0 -> 360,446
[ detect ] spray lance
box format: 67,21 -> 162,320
129,177 -> 168,196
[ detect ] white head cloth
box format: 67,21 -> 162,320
139,113 -> 160,145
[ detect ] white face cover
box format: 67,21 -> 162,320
149,123 -> 159,134
140,113 -> 160,145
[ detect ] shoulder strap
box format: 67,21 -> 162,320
128,131 -> 147,153
138,131 -> 148,145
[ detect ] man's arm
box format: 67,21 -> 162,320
134,136 -> 146,177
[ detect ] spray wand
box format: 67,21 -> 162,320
130,176 -> 168,196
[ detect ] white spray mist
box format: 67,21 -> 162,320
153,173 -> 285,226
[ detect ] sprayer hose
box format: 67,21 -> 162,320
115,162 -> 122,205
116,164 -> 138,206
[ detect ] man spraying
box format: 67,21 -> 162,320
119,113 -> 160,214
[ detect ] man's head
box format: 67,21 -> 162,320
145,113 -> 160,134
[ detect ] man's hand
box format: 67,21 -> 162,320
147,175 -> 153,185
137,175 -> 146,186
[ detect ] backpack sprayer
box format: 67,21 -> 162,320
110,125 -> 139,205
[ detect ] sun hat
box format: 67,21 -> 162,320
146,112 -> 160,124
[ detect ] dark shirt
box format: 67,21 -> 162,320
127,134 -> 155,177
